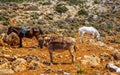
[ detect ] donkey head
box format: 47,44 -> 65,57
7,26 -> 13,35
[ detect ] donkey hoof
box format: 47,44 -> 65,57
19,46 -> 22,48
50,63 -> 53,66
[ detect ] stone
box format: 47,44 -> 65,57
113,52 -> 120,60
99,52 -> 113,61
28,60 -> 40,70
81,55 -> 100,67
0,69 -> 14,75
12,58 -> 27,72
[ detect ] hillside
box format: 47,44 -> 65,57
0,0 -> 120,75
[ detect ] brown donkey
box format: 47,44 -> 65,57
7,26 -> 44,48
39,36 -> 77,64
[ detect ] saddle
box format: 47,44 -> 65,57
21,27 -> 29,36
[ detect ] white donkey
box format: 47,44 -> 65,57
78,26 -> 100,43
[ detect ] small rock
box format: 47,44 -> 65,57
113,52 -> 120,60
92,15 -> 98,19
63,72 -> 70,75
28,60 -> 40,70
22,55 -> 39,62
99,52 -> 113,61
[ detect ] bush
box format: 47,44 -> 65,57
94,0 -> 100,4
53,20 -> 68,29
78,9 -> 88,16
3,21 -> 9,26
44,14 -> 53,20
68,0 -> 85,6
42,1 -> 51,5
114,38 -> 120,44
71,23 -> 79,28
0,15 -> 8,21
55,5 -> 68,13
77,68 -> 85,74
31,12 -> 39,19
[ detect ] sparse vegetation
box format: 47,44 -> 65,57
25,5 -> 39,11
0,0 -> 42,3
3,21 -> 9,26
31,12 -> 39,19
0,0 -> 119,75
77,68 -> 85,74
42,1 -> 51,5
71,23 -> 79,28
0,15 -> 8,21
114,38 -> 120,44
78,9 -> 88,16
55,5 -> 68,13
68,0 -> 85,6
94,0 -> 100,4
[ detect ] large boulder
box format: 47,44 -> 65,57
11,58 -> 27,72
3,32 -> 20,46
81,55 -> 100,67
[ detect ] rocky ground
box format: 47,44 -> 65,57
0,0 -> 120,75
0,36 -> 119,75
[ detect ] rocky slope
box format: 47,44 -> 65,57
0,0 -> 120,75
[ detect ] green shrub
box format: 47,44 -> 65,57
68,0 -> 85,6
3,21 -> 9,26
71,23 -> 79,28
42,1 -> 51,5
55,5 -> 68,13
44,14 -> 53,20
114,38 -> 120,44
78,9 -> 88,16
94,0 -> 100,4
31,12 -> 39,19
77,68 -> 85,74
0,15 -> 8,21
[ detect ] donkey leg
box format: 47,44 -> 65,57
35,35 -> 41,47
49,50 -> 53,65
89,33 -> 95,43
19,37 -> 22,48
69,48 -> 75,64
80,32 -> 84,43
